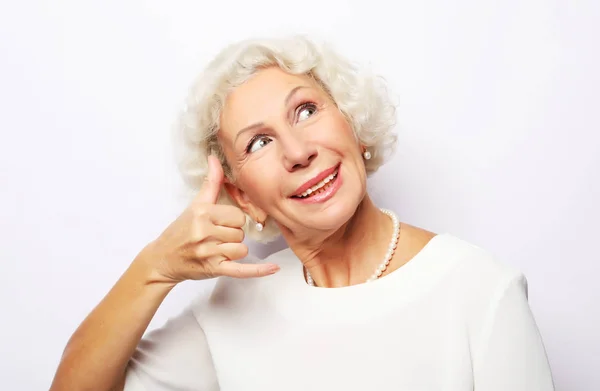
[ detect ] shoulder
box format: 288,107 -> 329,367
439,232 -> 524,286
402,224 -> 523,284
429,232 -> 530,325
402,226 -> 527,305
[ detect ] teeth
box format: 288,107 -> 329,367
298,170 -> 338,198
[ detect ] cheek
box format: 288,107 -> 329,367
237,161 -> 283,204
318,113 -> 355,139
314,118 -> 358,152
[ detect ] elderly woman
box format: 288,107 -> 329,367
50,36 -> 554,391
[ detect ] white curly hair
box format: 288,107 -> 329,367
173,35 -> 398,243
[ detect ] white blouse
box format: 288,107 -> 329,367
124,233 -> 554,390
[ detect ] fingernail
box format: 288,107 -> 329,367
268,265 -> 280,274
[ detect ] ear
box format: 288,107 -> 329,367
223,181 -> 268,223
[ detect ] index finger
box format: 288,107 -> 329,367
217,261 -> 280,279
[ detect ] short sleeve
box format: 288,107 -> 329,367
123,306 -> 219,391
473,273 -> 555,390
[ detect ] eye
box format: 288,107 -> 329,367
246,134 -> 272,153
297,102 -> 318,122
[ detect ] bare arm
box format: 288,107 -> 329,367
49,246 -> 175,391
49,156 -> 279,391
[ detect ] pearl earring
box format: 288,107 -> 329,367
255,222 -> 264,231
363,150 -> 372,160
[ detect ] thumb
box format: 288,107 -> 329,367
196,155 -> 224,204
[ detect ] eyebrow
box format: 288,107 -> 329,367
233,85 -> 309,145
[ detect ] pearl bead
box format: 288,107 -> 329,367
305,208 -> 400,287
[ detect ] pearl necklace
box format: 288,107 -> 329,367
305,208 -> 400,287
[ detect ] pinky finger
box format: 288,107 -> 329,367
218,261 -> 281,279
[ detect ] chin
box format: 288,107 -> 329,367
295,193 -> 363,232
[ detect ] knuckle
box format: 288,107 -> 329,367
193,244 -> 211,259
238,243 -> 249,258
235,229 -> 245,243
232,208 -> 246,226
238,212 -> 248,227
192,224 -> 206,241
201,260 -> 218,279
235,263 -> 245,277
192,204 -> 211,219
225,243 -> 247,260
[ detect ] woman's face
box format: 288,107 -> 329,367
219,66 -> 367,238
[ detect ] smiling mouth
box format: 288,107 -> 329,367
291,168 -> 339,199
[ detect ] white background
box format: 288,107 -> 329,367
1,1 -> 598,390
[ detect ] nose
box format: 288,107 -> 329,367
280,130 -> 318,172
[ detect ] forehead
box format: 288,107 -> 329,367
219,67 -> 319,137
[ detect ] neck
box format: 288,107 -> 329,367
283,196 -> 394,287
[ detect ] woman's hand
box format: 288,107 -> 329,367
139,155 -> 280,285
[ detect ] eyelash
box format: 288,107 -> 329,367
245,133 -> 270,153
296,101 -> 318,119
244,101 -> 318,153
